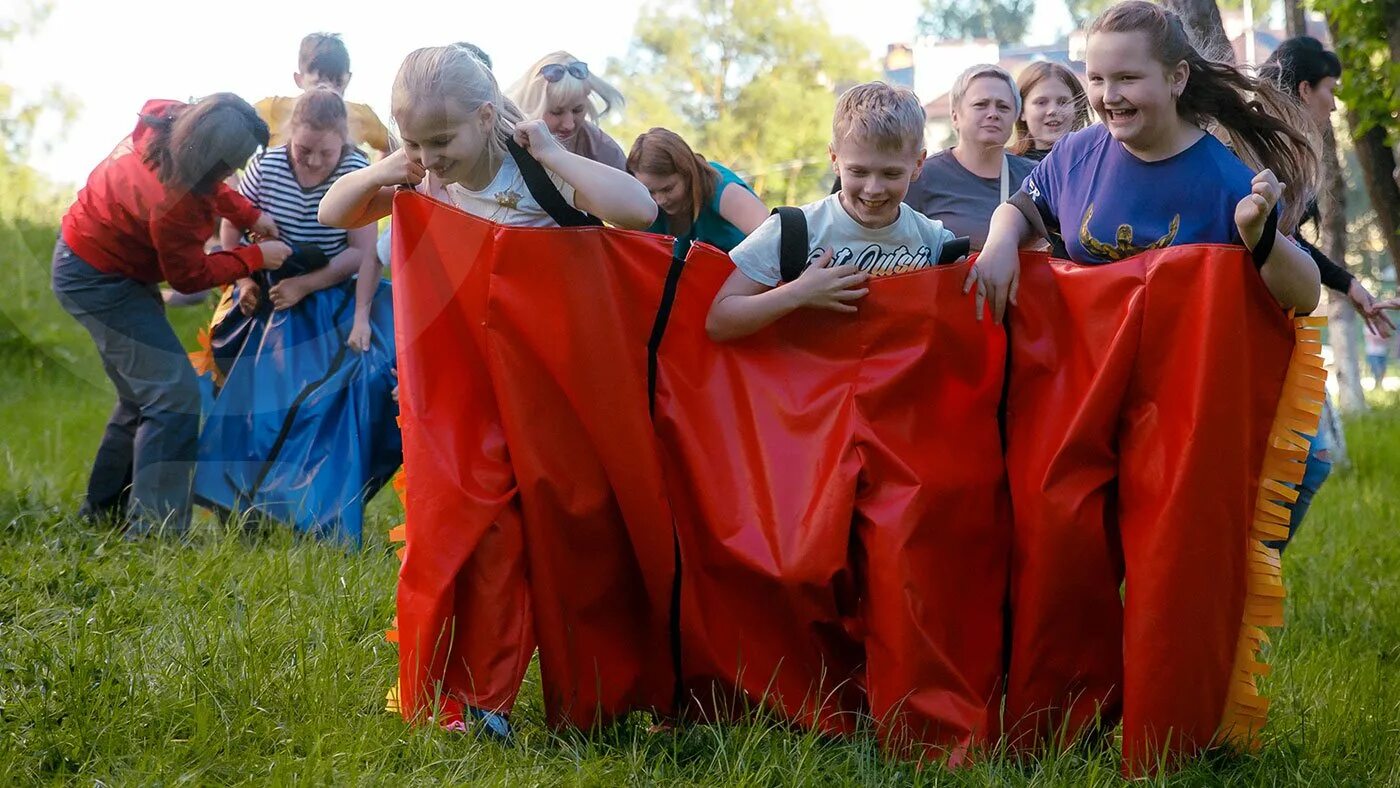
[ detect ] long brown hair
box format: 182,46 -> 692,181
1090,1 -> 1318,231
142,93 -> 269,195
1012,61 -> 1090,155
627,128 -> 718,222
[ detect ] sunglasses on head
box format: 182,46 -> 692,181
538,62 -> 590,83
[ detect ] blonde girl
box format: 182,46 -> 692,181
320,45 -> 654,231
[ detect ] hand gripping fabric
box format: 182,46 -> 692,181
192,279 -> 402,545
387,190 -> 679,728
1001,244 -> 1325,774
652,242 -> 1011,761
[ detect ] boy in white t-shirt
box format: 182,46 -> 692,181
707,81 -> 955,341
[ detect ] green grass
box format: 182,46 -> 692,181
2,220 -> 1399,784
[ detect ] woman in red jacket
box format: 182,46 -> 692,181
53,92 -> 291,536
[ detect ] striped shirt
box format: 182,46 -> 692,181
239,145 -> 369,257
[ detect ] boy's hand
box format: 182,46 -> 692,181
347,316 -> 372,352
512,119 -> 566,166
370,148 -> 426,188
268,276 -> 310,311
1235,168 -> 1283,249
249,212 -> 280,240
236,278 -> 260,316
964,242 -> 1019,324
790,247 -> 869,313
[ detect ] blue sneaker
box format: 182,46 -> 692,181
443,707 -> 512,742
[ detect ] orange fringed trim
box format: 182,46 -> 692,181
1219,315 -> 1327,749
385,469 -> 408,713
187,327 -> 224,386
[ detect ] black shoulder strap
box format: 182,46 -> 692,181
773,206 -> 808,283
505,138 -> 603,228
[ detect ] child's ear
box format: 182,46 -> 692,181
477,102 -> 497,132
293,72 -> 306,91
911,148 -> 928,181
828,143 -> 839,174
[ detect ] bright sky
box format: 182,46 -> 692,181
6,0 -> 1073,188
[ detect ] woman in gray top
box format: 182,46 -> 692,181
904,64 -> 1035,249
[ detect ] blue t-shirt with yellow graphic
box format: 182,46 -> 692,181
1021,124 -> 1254,264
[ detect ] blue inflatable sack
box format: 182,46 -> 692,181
194,278 -> 401,546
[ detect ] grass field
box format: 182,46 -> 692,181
2,220 -> 1398,785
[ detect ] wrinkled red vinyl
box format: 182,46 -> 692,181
1002,245 -> 1303,774
390,191 -> 678,728
653,243 -> 1011,761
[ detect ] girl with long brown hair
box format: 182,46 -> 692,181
628,128 -> 767,255
966,0 -> 1323,769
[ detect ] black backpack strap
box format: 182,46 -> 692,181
773,206 -> 809,283
505,137 -> 603,228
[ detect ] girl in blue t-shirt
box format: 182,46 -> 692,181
969,0 -> 1321,323
628,128 -> 768,255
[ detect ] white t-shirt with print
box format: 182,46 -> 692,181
419,151 -> 576,228
730,193 -> 955,287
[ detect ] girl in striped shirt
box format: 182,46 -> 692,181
220,88 -> 380,350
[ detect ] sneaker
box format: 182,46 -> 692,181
443,707 -> 511,742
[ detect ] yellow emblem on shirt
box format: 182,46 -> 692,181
1079,204 -> 1180,261
495,190 -> 523,210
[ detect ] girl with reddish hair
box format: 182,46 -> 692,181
628,128 -> 768,255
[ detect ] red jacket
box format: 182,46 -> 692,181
61,99 -> 265,293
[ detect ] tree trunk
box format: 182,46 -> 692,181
1162,0 -> 1235,63
1388,14 -> 1400,176
1318,124 -> 1368,414
1282,0 -> 1306,39
1350,119 -> 1400,276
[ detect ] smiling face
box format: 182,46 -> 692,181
396,98 -> 492,185
1086,30 -> 1188,155
635,170 -> 688,217
288,125 -> 344,184
1023,78 -> 1078,149
952,76 -> 1017,149
830,135 -> 925,229
544,100 -> 589,142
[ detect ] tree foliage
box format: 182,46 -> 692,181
607,0 -> 875,205
917,0 -> 1033,45
1,1 -> 78,220
1314,0 -> 1400,142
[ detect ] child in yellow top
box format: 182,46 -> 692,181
256,32 -> 392,156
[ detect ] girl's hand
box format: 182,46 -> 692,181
268,277 -> 310,311
347,317 -> 372,352
964,243 -> 1020,324
258,240 -> 292,270
1236,169 -> 1284,248
1347,280 -> 1396,338
369,148 -> 426,188
250,212 -> 280,241
236,279 -> 260,316
512,119 -> 566,166
789,248 -> 869,313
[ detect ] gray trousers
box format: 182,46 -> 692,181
51,237 -> 200,535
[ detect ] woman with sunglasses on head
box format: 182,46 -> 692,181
508,52 -> 629,170
628,127 -> 769,257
